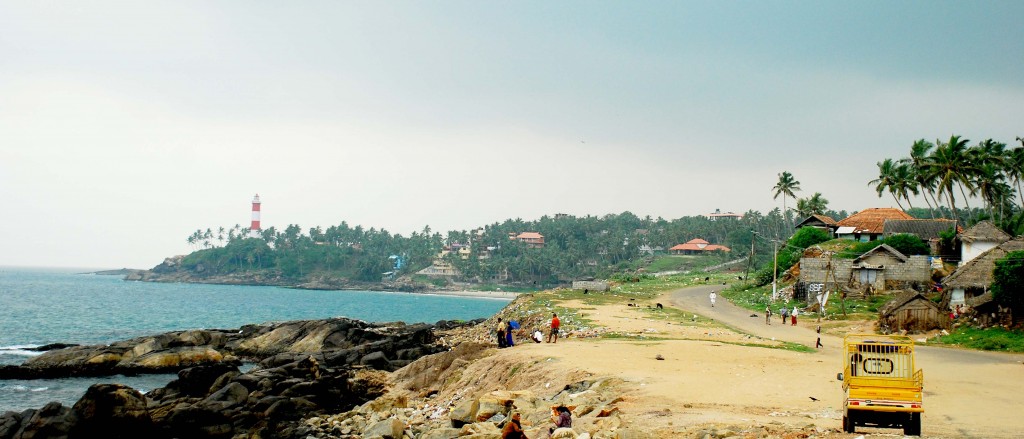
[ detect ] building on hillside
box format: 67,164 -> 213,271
707,209 -> 744,221
883,218 -> 959,255
878,290 -> 946,333
835,208 -> 914,242
515,232 -> 545,248
669,238 -> 731,255
941,237 -> 1024,313
794,214 -> 838,234
958,220 -> 1011,266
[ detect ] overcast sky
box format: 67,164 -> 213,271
1,1 -> 1022,269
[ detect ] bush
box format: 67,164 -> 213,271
992,251 -> 1024,314
882,233 -> 930,256
789,227 -> 832,249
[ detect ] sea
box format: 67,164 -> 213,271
0,266 -> 509,413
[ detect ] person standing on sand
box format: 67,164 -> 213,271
816,325 -> 823,348
791,306 -> 799,326
547,313 -> 560,343
781,306 -> 788,325
709,291 -> 717,307
765,305 -> 772,325
496,317 -> 507,348
501,412 -> 528,439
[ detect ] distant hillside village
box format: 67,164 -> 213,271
161,200 -> 1023,331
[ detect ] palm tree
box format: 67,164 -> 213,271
869,158 -> 906,210
903,139 -> 941,218
772,171 -> 801,225
924,135 -> 977,222
796,192 -> 829,217
1010,142 -> 1024,207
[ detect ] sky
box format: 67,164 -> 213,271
1,1 -> 1022,269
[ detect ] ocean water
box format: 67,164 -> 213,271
0,267 -> 509,412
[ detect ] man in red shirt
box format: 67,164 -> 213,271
547,313 -> 560,343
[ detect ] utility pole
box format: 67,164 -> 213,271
772,235 -> 779,300
745,230 -> 755,282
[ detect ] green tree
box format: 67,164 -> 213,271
772,171 -> 801,225
795,192 -> 829,218
992,250 -> 1024,323
924,135 -> 977,222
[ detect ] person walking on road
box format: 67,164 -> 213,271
547,313 -> 560,343
791,306 -> 799,326
816,325 -> 823,348
781,306 -> 788,325
765,305 -> 772,325
709,291 -> 717,307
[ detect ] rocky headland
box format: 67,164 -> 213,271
125,256 -> 431,293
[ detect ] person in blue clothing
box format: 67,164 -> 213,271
505,320 -> 515,347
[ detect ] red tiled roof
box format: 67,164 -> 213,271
516,232 -> 544,239
670,239 -> 729,252
837,208 -> 913,234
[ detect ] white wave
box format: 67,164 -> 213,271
30,387 -> 48,392
6,385 -> 29,392
0,348 -> 42,357
0,344 -> 41,351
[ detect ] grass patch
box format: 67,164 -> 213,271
930,326 -> 1024,352
721,281 -> 891,322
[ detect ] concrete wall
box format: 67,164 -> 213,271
572,280 -> 609,292
798,255 -> 931,299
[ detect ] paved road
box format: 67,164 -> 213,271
669,284 -> 1024,438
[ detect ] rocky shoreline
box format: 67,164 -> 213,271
0,317 -> 471,438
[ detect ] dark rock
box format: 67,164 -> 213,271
359,351 -> 392,370
15,401 -> 76,439
70,384 -> 157,439
28,343 -> 79,352
0,411 -> 23,439
166,405 -> 232,439
172,364 -> 240,397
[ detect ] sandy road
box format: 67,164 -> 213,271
669,284 -> 1024,438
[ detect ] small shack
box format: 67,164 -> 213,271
878,291 -> 945,333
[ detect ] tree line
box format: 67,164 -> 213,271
870,135 -> 1024,230
177,209 -> 842,285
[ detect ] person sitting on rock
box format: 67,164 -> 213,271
548,405 -> 573,437
501,412 -> 528,439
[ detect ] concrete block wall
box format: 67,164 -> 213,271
572,280 -> 609,292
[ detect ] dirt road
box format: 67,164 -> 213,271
669,284 -> 1024,438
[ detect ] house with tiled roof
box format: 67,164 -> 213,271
515,232 -> 545,248
835,208 -> 914,242
669,238 -> 731,255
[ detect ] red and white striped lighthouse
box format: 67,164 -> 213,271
250,194 -> 261,236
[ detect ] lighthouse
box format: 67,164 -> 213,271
250,194 -> 261,237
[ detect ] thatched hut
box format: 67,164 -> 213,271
959,220 -> 1012,265
941,237 -> 1024,312
878,290 -> 945,333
